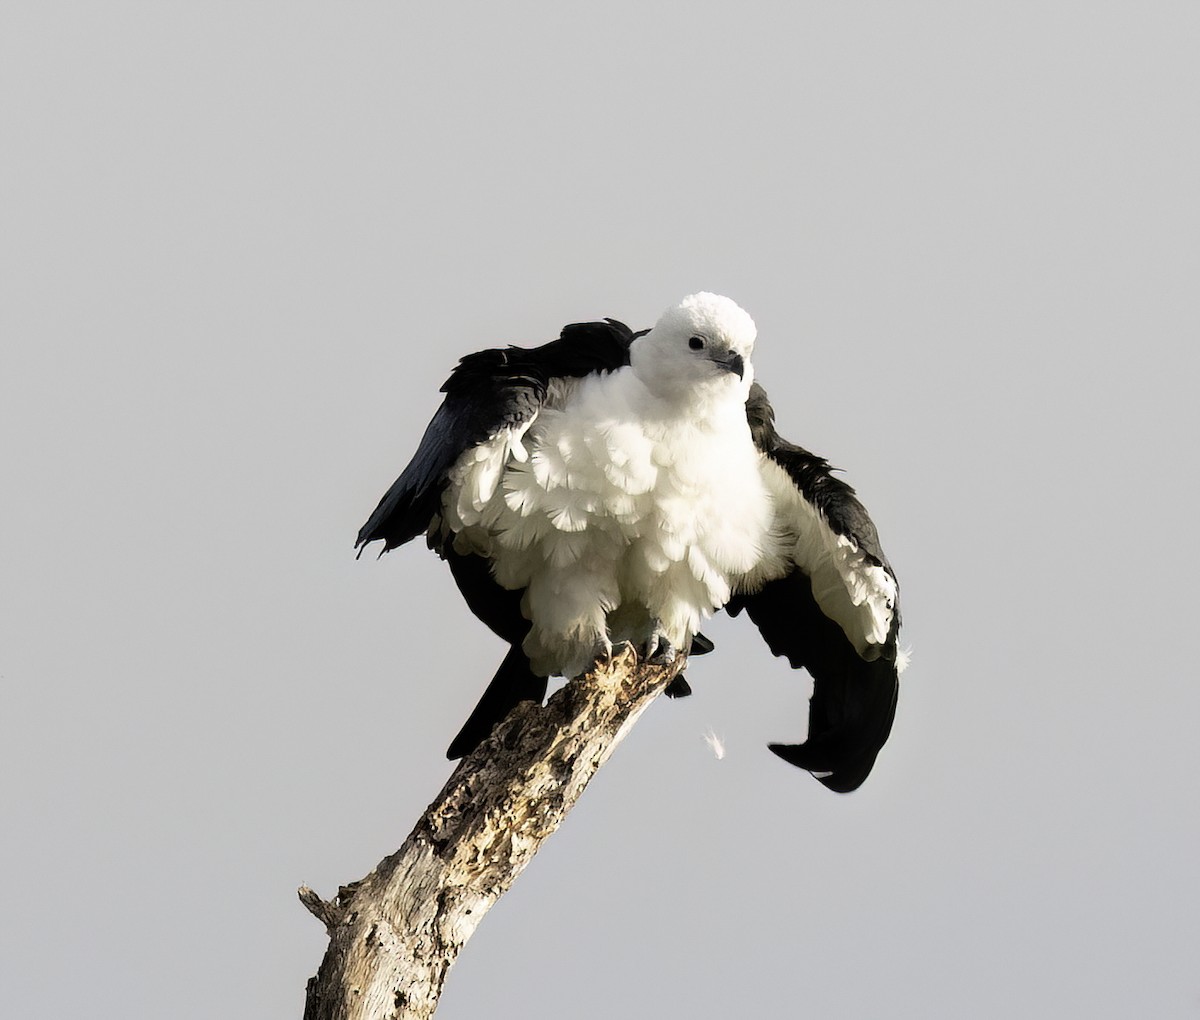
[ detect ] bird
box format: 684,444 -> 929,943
357,293 -> 902,792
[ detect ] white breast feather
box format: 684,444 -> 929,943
445,367 -> 774,676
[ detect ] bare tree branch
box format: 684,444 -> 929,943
300,644 -> 685,1020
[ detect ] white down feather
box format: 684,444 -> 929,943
448,363 -> 772,677
440,292 -> 893,678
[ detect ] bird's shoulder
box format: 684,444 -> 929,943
441,317 -> 636,402
355,318 -> 637,554
745,383 -> 889,568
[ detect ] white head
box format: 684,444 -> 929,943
630,293 -> 757,405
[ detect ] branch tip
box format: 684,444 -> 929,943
298,885 -> 342,928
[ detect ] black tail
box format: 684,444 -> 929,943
446,644 -> 549,759
768,656 -> 898,793
728,571 -> 899,793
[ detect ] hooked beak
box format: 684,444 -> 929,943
710,350 -> 745,379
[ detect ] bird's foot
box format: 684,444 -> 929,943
640,625 -> 677,667
609,639 -> 635,665
587,635 -> 615,669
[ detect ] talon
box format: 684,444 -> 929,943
591,636 -> 614,666
643,634 -> 677,666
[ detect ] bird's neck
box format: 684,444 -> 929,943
627,370 -> 754,429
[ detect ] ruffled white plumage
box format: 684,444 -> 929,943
441,291 -> 894,678
449,359 -> 773,676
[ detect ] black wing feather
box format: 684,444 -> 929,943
356,317 -> 635,761
355,318 -> 634,554
744,383 -> 892,572
728,572 -> 898,793
731,383 -> 901,792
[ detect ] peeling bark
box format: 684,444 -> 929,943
300,645 -> 685,1020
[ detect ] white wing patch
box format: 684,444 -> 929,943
754,456 -> 897,659
445,418 -> 536,532
444,380 -> 581,536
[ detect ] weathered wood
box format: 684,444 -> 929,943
300,644 -> 685,1020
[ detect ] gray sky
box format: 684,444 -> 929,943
3,3 -> 1198,1017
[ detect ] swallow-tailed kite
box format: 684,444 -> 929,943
357,293 -> 902,792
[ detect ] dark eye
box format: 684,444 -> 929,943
688,335 -> 705,350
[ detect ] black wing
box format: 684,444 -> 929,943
356,318 -> 635,761
355,318 -> 635,554
728,383 -> 901,793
